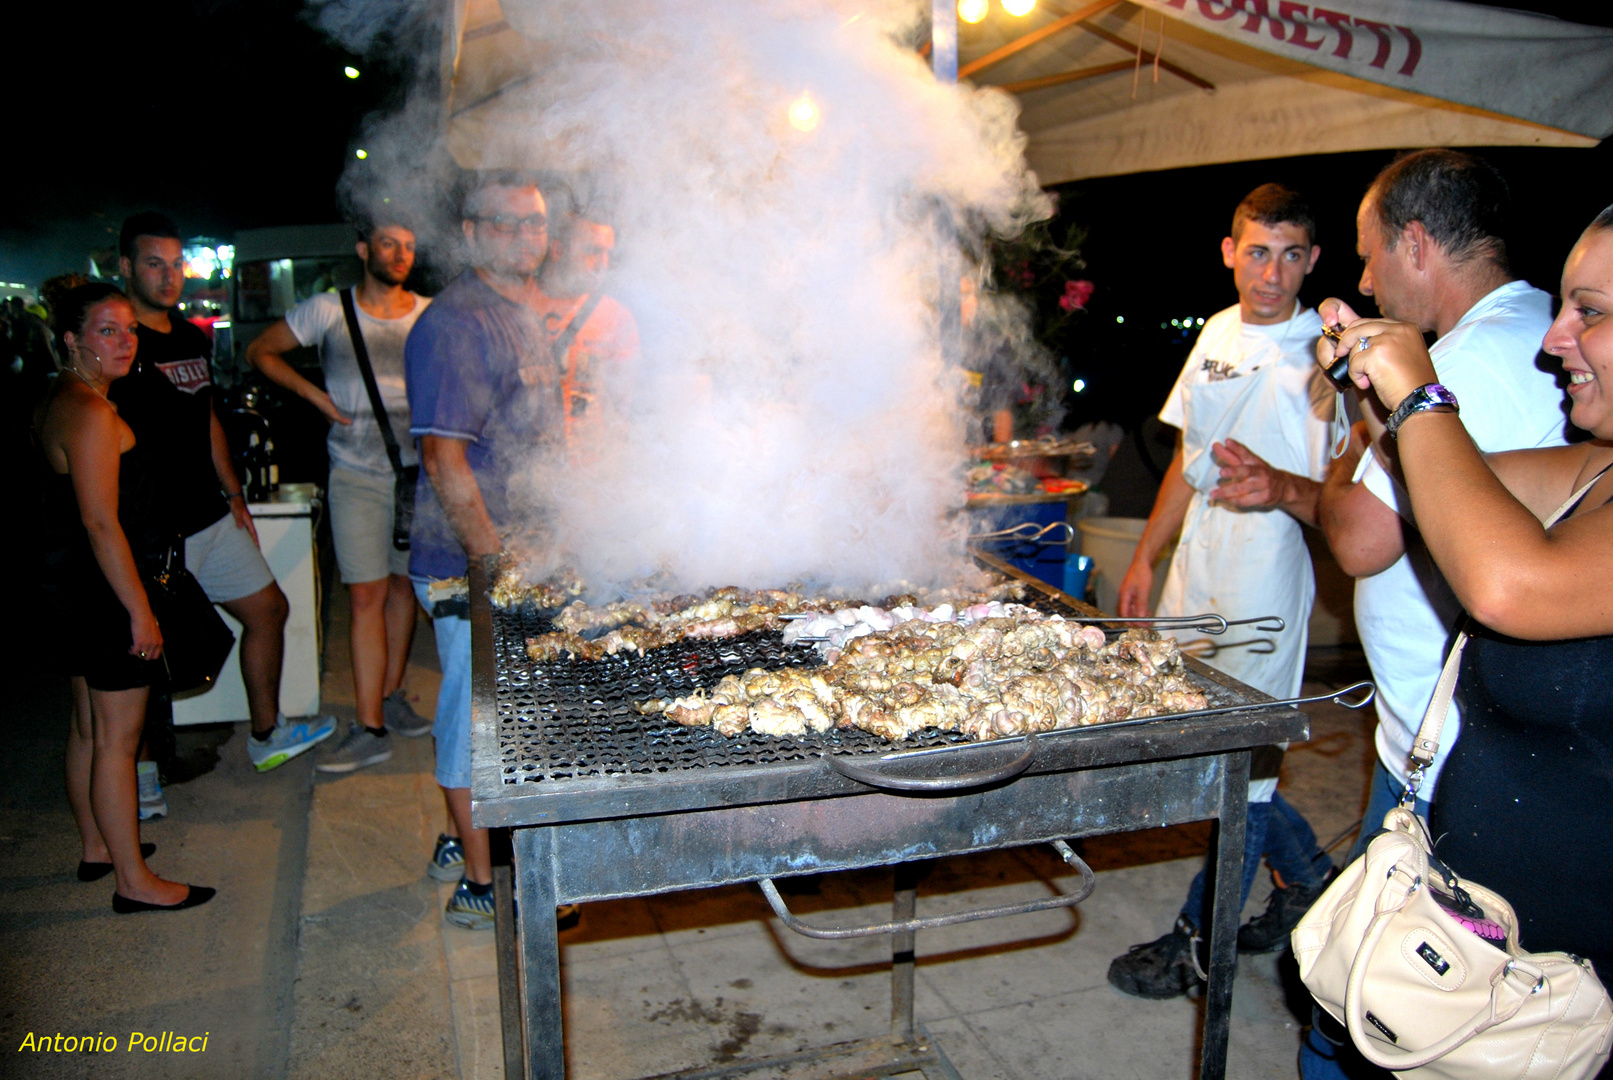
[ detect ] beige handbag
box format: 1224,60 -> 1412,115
1293,476 -> 1613,1079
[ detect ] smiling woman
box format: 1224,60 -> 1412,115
1325,206 -> 1613,1019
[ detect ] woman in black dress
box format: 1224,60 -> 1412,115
38,283 -> 213,912
1324,207 -> 1613,987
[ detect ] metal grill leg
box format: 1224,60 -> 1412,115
1199,749 -> 1251,1080
513,826 -> 564,1080
890,863 -> 918,1043
494,831 -> 525,1080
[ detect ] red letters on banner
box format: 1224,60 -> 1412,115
1156,1 -> 1423,76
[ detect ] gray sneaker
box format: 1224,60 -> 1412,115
383,690 -> 433,737
314,722 -> 393,774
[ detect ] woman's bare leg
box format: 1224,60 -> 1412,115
66,677 -> 108,862
89,686 -> 186,905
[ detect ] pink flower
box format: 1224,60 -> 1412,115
1062,279 -> 1095,310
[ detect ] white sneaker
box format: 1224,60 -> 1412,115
137,760 -> 168,820
248,716 -> 337,772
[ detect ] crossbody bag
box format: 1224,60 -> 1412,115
339,288 -> 417,551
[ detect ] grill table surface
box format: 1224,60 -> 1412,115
470,557 -> 1310,1080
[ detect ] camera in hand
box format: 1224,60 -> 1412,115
1319,323 -> 1354,392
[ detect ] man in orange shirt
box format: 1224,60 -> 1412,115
533,211 -> 639,448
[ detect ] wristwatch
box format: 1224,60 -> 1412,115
1386,383 -> 1459,439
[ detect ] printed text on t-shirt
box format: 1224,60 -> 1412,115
156,358 -> 211,395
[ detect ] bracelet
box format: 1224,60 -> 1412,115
1386,383 -> 1459,439
225,492 -> 245,502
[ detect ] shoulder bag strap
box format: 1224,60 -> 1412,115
1407,459 -> 1613,777
339,288 -> 406,479
549,292 -> 604,369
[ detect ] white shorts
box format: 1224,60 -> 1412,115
186,511 -> 276,604
327,466 -> 411,584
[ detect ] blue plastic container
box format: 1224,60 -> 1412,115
972,500 -> 1068,589
1063,554 -> 1094,600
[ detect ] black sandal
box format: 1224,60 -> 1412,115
77,842 -> 157,882
112,885 -> 216,914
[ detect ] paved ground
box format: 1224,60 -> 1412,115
0,582 -> 1375,1080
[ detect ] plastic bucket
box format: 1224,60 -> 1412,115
1076,517 -> 1173,616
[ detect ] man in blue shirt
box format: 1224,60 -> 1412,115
406,172 -> 562,930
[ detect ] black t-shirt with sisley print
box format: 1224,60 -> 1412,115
109,314 -> 229,538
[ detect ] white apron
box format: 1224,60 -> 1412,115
1157,360 -> 1316,703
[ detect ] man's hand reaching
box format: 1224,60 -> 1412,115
1207,438 -> 1321,526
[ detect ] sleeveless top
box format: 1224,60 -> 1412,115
1431,473 -> 1613,982
41,439 -> 166,603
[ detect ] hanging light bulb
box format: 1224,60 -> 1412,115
958,0 -> 988,23
1002,0 -> 1036,14
788,92 -> 820,132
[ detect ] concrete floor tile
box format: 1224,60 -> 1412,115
916,1017 -> 1017,1080
448,972 -> 507,1080
564,944 -> 718,1080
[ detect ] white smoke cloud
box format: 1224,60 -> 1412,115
351,0 -> 1051,593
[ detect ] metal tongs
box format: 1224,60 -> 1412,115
969,521 -> 1076,545
1081,613 -> 1288,636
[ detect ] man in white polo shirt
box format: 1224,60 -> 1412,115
1306,148 -> 1566,1077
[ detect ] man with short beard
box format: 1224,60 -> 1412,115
404,172 -> 567,930
247,218 -> 434,776
112,212 -> 335,778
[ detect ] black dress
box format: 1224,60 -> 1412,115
1432,625 -> 1613,986
41,440 -> 167,691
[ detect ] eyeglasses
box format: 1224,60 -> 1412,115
473,214 -> 548,236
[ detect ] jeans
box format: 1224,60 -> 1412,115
1179,792 -> 1330,932
1301,760 -> 1430,1080
411,581 -> 472,790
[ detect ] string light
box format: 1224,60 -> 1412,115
958,0 -> 988,23
1002,0 -> 1036,14
787,93 -> 820,132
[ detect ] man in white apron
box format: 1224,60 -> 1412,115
1108,185 -> 1337,1000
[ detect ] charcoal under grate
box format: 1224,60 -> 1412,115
492,591 -> 1248,786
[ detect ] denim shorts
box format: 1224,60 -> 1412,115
413,579 -> 472,790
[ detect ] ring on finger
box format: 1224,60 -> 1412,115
1352,335 -> 1374,354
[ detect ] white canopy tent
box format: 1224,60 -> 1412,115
440,0 -> 1611,181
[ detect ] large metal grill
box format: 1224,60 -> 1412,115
489,588 -> 1256,787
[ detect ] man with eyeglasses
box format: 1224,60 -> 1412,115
404,171 -> 565,931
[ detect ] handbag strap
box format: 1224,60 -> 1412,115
1404,460 -> 1613,791
339,288 -> 407,479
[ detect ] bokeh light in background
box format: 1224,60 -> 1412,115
958,0 -> 988,23
343,66 -> 360,79
787,92 -> 820,132
1001,0 -> 1037,15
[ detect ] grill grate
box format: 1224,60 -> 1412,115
491,592 -> 1248,786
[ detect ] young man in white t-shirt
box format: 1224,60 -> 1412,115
247,221 -> 438,780
1305,150 -> 1566,1078
1108,185 -> 1337,1000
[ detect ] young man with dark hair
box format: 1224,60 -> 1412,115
1107,184 -> 1336,999
112,213 -> 335,774
404,173 -> 564,930
1300,149 -> 1568,1077
533,208 -> 639,449
246,219 -> 433,775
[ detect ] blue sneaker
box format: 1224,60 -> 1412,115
248,716 -> 337,773
445,879 -> 495,930
428,834 -> 465,882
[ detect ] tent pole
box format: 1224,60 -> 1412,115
932,0 -> 962,372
